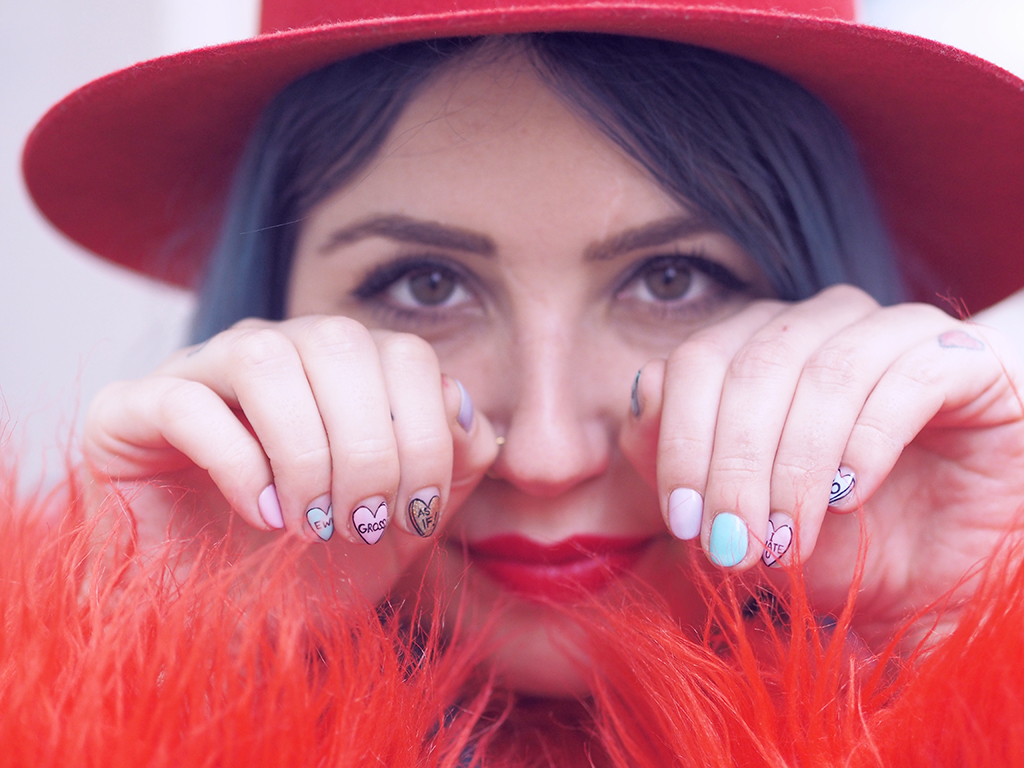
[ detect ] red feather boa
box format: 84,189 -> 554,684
2,471 -> 1022,767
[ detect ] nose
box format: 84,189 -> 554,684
486,315 -> 614,498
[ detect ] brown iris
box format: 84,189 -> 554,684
643,261 -> 692,301
408,267 -> 457,305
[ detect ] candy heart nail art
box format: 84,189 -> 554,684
829,467 -> 856,506
353,500 -> 389,545
306,504 -> 334,542
762,513 -> 794,568
408,493 -> 440,537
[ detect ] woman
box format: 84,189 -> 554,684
15,0 -> 1024,762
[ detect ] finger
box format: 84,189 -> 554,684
83,377 -> 276,531
375,333 -> 451,538
701,286 -> 877,569
158,322 -> 336,539
443,375 -> 499,512
841,324 -> 1024,509
292,316 -> 400,545
767,302 -> 952,564
654,300 -> 789,550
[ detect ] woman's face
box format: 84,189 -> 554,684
287,53 -> 770,695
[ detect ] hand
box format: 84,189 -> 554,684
620,284 -> 1024,645
83,315 -> 499,603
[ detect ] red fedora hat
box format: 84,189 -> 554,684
21,0 -> 1024,311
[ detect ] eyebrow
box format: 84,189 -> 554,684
584,215 -> 716,261
319,214 -> 496,257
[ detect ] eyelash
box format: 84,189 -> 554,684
352,256 -> 476,322
615,252 -> 748,304
351,253 -> 748,319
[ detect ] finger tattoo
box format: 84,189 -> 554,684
938,330 -> 985,351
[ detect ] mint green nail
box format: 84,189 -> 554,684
709,512 -> 748,567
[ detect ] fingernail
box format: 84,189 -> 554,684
454,378 -> 474,432
829,466 -> 856,506
408,487 -> 441,537
305,494 -> 333,541
258,484 -> 284,529
667,487 -> 702,540
353,496 -> 388,545
630,369 -> 643,418
709,512 -> 748,567
762,512 -> 794,568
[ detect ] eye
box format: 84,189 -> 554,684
615,253 -> 750,319
395,265 -> 462,306
639,260 -> 695,301
353,259 -> 474,310
619,256 -> 718,303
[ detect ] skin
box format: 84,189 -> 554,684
84,52 -> 1024,697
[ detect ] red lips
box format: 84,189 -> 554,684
467,534 -> 653,602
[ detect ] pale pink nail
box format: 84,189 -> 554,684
668,487 -> 703,540
258,484 -> 284,529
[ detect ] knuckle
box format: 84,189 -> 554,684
228,327 -> 295,371
156,379 -> 211,424
803,344 -> 861,392
892,354 -> 939,390
295,315 -> 372,357
668,334 -> 728,373
713,450 -> 764,478
818,283 -> 875,309
376,332 -> 438,369
770,456 -> 822,485
230,317 -> 272,332
283,443 -> 333,475
213,441 -> 258,481
853,416 -> 906,458
336,436 -> 400,475
658,432 -> 707,466
401,431 -> 453,465
728,337 -> 797,381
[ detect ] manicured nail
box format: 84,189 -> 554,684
353,496 -> 388,545
454,378 -> 474,432
667,487 -> 702,540
630,369 -> 643,418
258,484 -> 284,529
829,466 -> 856,506
408,487 -> 441,538
709,512 -> 748,567
762,512 -> 794,568
305,494 -> 333,541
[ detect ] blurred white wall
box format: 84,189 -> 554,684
1,0 -> 1022,488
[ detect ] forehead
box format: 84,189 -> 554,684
310,49 -> 682,235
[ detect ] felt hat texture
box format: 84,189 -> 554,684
21,0 -> 1024,311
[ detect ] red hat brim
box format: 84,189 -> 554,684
21,4 -> 1024,311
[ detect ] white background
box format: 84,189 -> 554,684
2,0 -> 1023,487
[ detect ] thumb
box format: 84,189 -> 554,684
442,375 -> 499,513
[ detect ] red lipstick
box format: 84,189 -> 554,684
467,534 -> 653,602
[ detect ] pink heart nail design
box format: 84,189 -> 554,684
353,500 -> 388,545
829,468 -> 856,506
762,516 -> 793,568
305,505 -> 334,541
